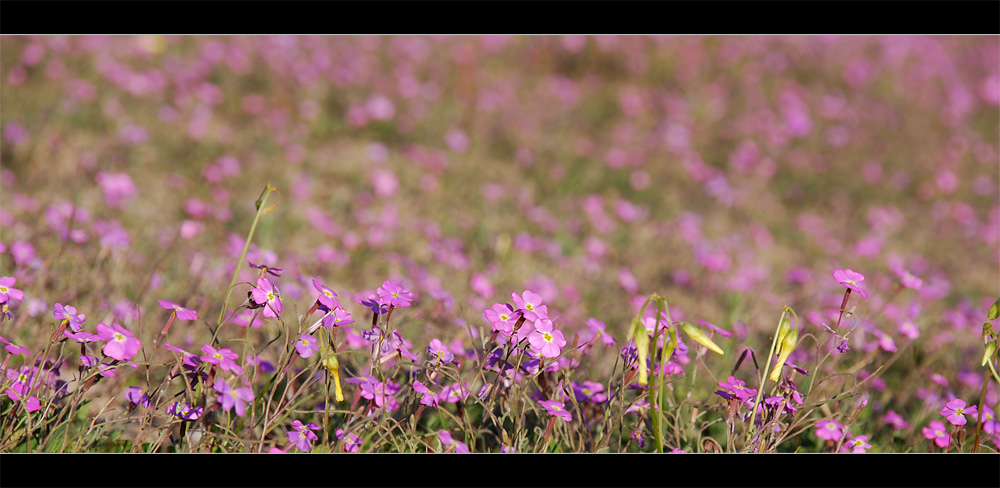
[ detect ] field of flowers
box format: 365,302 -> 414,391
0,35 -> 998,457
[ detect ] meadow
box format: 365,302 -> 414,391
0,35 -> 998,455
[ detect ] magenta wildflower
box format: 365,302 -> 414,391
53,303 -> 86,332
96,322 -> 141,361
336,429 -> 362,452
718,376 -> 757,402
1,336 -> 29,355
5,388 -> 41,412
815,419 -> 844,441
512,289 -> 548,321
249,261 -> 283,277
528,318 -> 566,358
438,430 -> 470,453
922,420 -> 951,448
376,280 -> 414,308
539,399 -> 572,421
200,344 -> 244,375
168,401 -> 203,420
250,277 -> 282,318
320,307 -> 354,329
0,276 -> 25,304
438,382 -> 470,404
287,420 -> 320,452
484,302 -> 517,336
844,434 -> 872,453
572,380 -> 610,403
413,380 -> 440,408
64,330 -> 100,343
311,278 -> 340,310
833,268 -> 868,299
883,410 -> 910,430
585,317 -> 617,346
157,299 -> 198,321
123,386 -> 150,408
295,333 -> 320,359
214,380 -> 254,417
426,338 -> 454,364
940,399 -> 977,426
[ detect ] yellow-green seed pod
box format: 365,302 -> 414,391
775,314 -> 792,356
989,298 -> 1000,321
632,318 -> 650,385
679,322 -> 724,355
769,327 -> 799,383
984,341 -> 997,368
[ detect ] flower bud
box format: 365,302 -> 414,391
769,328 -> 799,383
775,314 -> 792,356
679,322 -> 724,355
984,341 -> 997,368
989,298 -> 1000,321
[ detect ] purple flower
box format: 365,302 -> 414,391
426,338 -> 454,364
512,289 -> 548,321
572,380 -> 609,403
320,307 -> 354,329
438,382 -> 470,404
295,333 -> 320,359
922,420 -> 951,448
539,399 -> 572,421
844,434 -> 872,453
413,380 -> 440,408
438,430 -> 470,453
815,419 -> 844,441
376,280 -> 414,308
53,303 -> 86,332
1,336 -> 29,356
214,381 -> 255,417
336,429 -> 362,452
359,294 -> 389,315
168,402 -> 203,420
249,261 -> 283,277
158,299 -> 198,321
585,317 -> 617,346
311,278 -> 340,310
528,318 -> 566,358
123,386 -> 150,408
200,344 -> 244,374
718,376 -> 757,402
96,322 -> 141,361
0,276 -> 25,304
883,410 -> 910,430
287,420 -> 320,452
833,268 -> 868,299
940,399 -> 977,426
484,302 -> 517,337
250,277 -> 282,318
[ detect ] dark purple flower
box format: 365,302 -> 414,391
249,261 -> 283,277
123,386 -> 150,408
168,401 -> 203,420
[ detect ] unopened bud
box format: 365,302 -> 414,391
989,297 -> 1000,321
679,322 -> 724,355
769,328 -> 799,383
984,341 -> 997,368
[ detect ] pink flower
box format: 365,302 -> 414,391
287,420 -> 320,452
96,322 -> 141,361
250,277 -> 282,318
200,344 -> 244,375
295,333 -> 319,359
940,399 -> 977,426
214,381 -> 254,417
922,420 -> 951,448
157,299 -> 198,321
311,278 -> 340,310
512,289 -> 548,321
539,399 -> 572,421
528,318 -> 566,358
833,268 -> 868,299
0,276 -> 25,304
815,419 -> 844,441
376,280 -> 413,308
844,435 -> 872,453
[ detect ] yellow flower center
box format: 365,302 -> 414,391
114,333 -> 126,342
543,332 -> 553,342
526,303 -> 534,311
0,286 -> 8,293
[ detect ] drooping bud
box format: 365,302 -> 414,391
631,317 -> 650,385
775,314 -> 792,356
984,341 -> 997,368
679,322 -> 724,355
769,327 -> 799,383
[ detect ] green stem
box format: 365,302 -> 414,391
211,183 -> 274,346
747,307 -> 788,449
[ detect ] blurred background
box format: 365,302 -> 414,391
1,36 -> 998,407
